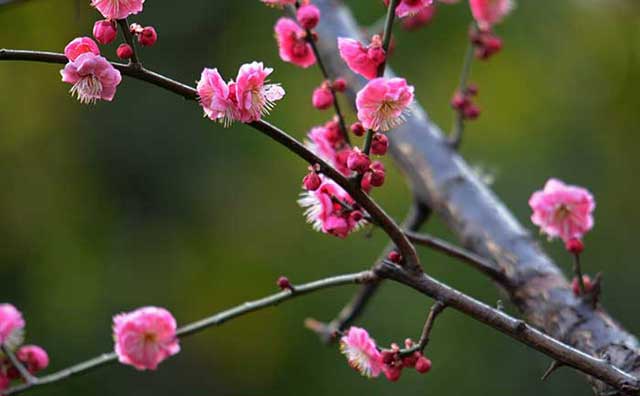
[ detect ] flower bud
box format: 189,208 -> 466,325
463,103 -> 481,120
297,4 -> 320,30
381,350 -> 396,365
370,133 -> 388,156
138,26 -> 158,47
277,276 -> 293,290
451,91 -> 469,111
350,122 -> 365,137
415,356 -> 432,374
347,149 -> 371,173
312,86 -> 333,110
332,78 -> 347,92
349,210 -> 364,223
571,275 -> 593,296
17,345 -> 49,373
388,250 -> 402,263
303,171 -> 321,191
384,365 -> 402,382
93,19 -> 117,45
369,161 -> 386,187
116,43 -> 134,59
565,238 -> 584,254
360,172 -> 372,193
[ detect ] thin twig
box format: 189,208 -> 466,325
4,271 -> 374,395
449,36 -> 475,149
400,301 -> 446,356
404,230 -> 509,284
541,360 -> 564,381
573,253 -> 586,295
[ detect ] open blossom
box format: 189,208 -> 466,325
337,36 -> 385,80
60,52 -> 122,104
305,120 -> 350,176
64,37 -> 100,62
356,77 -> 414,132
469,0 -> 514,30
402,4 -> 437,30
197,63 -> 284,126
113,306 -> 180,371
529,179 -> 595,243
0,304 -> 25,349
91,0 -> 144,20
298,177 -> 366,238
274,18 -> 316,68
234,62 -> 285,122
261,0 -> 296,7
340,327 -> 383,378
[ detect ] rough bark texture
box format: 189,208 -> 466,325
313,1 -> 640,394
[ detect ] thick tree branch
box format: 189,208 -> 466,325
312,2 -> 640,394
376,262 -> 640,394
4,271 -> 375,395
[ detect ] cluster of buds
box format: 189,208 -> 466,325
470,26 -> 502,60
451,84 -> 481,120
312,79 -> 347,110
130,23 -> 158,47
571,274 -> 593,297
381,339 -> 432,382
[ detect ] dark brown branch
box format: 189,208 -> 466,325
312,2 -> 640,394
4,271 -> 374,395
377,262 -> 640,394
400,301 -> 446,356
405,230 -> 509,285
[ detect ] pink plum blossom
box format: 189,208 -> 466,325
60,52 -> 122,104
469,0 -> 514,31
356,77 -> 414,132
0,304 -> 25,348
337,36 -> 385,80
113,306 -> 180,371
529,179 -> 595,243
401,4 -> 437,30
298,177 -> 366,238
274,18 -> 316,68
91,0 -> 144,20
64,37 -> 100,62
305,120 -> 350,176
234,62 -> 285,122
261,0 -> 296,7
340,327 -> 384,378
197,63 -> 284,126
197,68 -> 238,126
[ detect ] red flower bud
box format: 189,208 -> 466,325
277,276 -> 292,290
116,44 -> 134,60
565,238 -> 584,254
332,78 -> 347,92
369,161 -> 386,187
350,122 -> 365,137
571,275 -> 593,296
138,26 -> 158,47
303,171 -> 321,191
297,4 -> 320,30
347,149 -> 371,173
370,133 -> 389,156
415,356 -> 432,374
93,19 -> 117,45
463,103 -> 481,120
451,91 -> 469,111
388,251 -> 402,263
312,86 -> 333,110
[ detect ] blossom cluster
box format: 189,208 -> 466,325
0,304 -> 49,393
340,327 -> 432,381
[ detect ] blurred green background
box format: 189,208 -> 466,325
1,0 -> 639,395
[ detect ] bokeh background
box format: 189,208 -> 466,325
1,0 -> 640,395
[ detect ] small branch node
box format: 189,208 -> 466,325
541,360 -> 564,381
